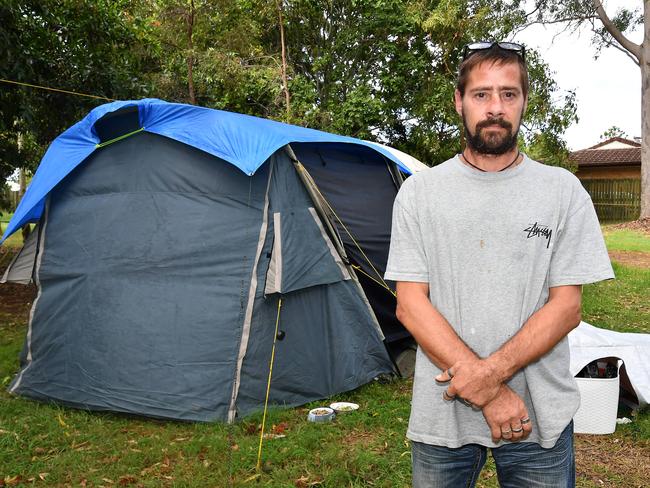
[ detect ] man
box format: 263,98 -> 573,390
384,41 -> 614,488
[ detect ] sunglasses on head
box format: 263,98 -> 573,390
462,41 -> 526,62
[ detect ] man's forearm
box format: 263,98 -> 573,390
395,282 -> 476,368
486,285 -> 582,384
396,281 -> 533,440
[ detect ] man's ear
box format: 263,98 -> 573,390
454,89 -> 463,117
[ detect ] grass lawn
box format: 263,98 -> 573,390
0,227 -> 649,487
602,227 -> 650,253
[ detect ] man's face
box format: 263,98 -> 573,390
454,61 -> 527,155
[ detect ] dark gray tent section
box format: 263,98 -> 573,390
3,101 -> 418,422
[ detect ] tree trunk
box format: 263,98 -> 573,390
276,0 -> 290,118
19,168 -> 30,242
187,0 -> 196,105
642,3 -> 650,218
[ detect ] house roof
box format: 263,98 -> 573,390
570,137 -> 641,167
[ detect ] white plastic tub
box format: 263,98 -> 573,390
573,368 -> 620,434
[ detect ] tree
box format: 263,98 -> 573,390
600,125 -> 629,141
0,0 -> 154,184
269,0 -> 576,166
135,0 -> 286,116
525,0 -> 648,216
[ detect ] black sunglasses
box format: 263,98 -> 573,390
462,41 -> 526,62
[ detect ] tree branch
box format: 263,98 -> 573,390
592,0 -> 641,61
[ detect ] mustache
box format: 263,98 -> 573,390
476,118 -> 513,131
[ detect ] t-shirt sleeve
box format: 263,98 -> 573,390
548,186 -> 614,287
384,183 -> 429,283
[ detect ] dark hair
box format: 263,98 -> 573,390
456,46 -> 529,99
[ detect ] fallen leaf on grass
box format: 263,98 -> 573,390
243,473 -> 260,483
294,474 -> 323,487
118,475 -> 137,485
102,478 -> 115,484
72,441 -> 90,450
38,473 -> 49,481
57,414 -> 68,428
295,476 -> 310,487
262,433 -> 286,440
271,422 -> 289,434
2,476 -> 24,487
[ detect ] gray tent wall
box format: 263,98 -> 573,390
8,131 -> 395,422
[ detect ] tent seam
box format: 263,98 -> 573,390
227,160 -> 274,422
9,198 -> 50,393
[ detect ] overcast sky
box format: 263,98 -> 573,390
515,0 -> 642,151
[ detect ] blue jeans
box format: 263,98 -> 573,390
411,422 -> 575,488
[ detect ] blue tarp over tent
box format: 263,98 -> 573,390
2,98 -> 412,242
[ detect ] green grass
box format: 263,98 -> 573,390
0,226 -> 648,486
582,262 -> 650,334
0,375 -> 415,487
602,227 -> 650,253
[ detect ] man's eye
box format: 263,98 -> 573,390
504,92 -> 515,98
475,92 -> 486,99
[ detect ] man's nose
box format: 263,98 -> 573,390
487,96 -> 505,118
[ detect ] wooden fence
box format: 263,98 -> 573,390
580,178 -> 641,223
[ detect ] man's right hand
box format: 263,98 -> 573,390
482,385 -> 532,443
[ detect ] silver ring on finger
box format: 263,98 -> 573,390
442,390 -> 455,401
512,426 -> 524,433
521,417 -> 531,425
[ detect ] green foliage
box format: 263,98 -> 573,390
1,0 -> 577,178
0,0 -> 153,180
270,0 -> 576,165
600,125 -> 629,141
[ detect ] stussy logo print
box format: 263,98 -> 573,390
523,222 -> 553,248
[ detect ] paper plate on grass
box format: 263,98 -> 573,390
329,402 -> 359,413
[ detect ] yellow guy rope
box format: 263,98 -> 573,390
256,296 -> 283,471
0,78 -> 114,101
353,265 -> 396,298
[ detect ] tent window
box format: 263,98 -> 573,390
93,106 -> 141,144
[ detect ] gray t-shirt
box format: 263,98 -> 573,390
385,154 -> 614,448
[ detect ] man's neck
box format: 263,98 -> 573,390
461,148 -> 521,172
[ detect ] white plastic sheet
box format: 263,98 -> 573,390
569,322 -> 650,406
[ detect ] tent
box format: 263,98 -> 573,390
1,99 -> 425,422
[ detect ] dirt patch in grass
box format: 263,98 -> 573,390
0,247 -> 36,319
610,218 -> 650,236
608,250 -> 650,269
0,282 -> 36,318
575,434 -> 650,487
341,429 -> 375,449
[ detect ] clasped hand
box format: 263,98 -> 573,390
435,358 -> 501,408
435,359 -> 533,442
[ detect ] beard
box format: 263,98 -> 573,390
463,115 -> 519,155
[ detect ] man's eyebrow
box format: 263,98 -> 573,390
468,85 -> 521,93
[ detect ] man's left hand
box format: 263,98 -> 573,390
436,358 -> 502,408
